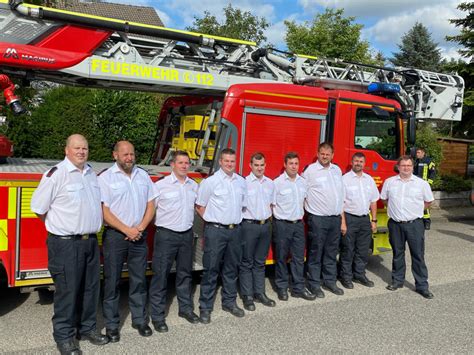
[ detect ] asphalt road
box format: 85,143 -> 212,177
1,208 -> 473,354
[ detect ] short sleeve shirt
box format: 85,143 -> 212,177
380,174 -> 434,222
273,172 -> 307,221
196,169 -> 247,224
31,157 -> 102,236
98,163 -> 156,228
343,170 -> 380,216
242,173 -> 274,221
303,161 -> 344,216
154,172 -> 198,232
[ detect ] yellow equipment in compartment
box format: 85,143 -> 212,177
171,115 -> 216,160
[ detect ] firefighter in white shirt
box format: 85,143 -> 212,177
273,152 -> 316,301
303,142 -> 344,297
31,134 -> 107,355
381,155 -> 435,299
98,141 -> 156,341
339,152 -> 379,289
239,152 -> 276,311
196,148 -> 247,323
149,151 -> 200,332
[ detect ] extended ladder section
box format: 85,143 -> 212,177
0,0 -> 465,121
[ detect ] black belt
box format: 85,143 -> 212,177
392,218 -> 422,224
209,222 -> 240,229
275,219 -> 302,224
49,232 -> 96,240
157,226 -> 192,234
243,218 -> 270,225
345,212 -> 368,218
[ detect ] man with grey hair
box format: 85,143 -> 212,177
31,134 -> 108,355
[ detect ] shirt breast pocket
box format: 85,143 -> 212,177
66,183 -> 84,203
278,188 -> 293,203
314,176 -> 327,187
187,190 -> 197,208
263,188 -> 273,204
214,188 -> 229,206
110,182 -> 127,197
409,188 -> 423,200
346,185 -> 358,198
162,190 -> 180,208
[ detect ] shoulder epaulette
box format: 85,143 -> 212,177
46,166 -> 58,177
302,164 -> 309,172
97,168 -> 108,176
156,175 -> 166,181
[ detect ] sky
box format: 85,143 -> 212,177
108,0 -> 465,61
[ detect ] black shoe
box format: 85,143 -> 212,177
386,283 -> 404,291
105,329 -> 120,343
322,283 -> 344,296
423,218 -> 431,230
341,279 -> 354,289
242,296 -> 256,311
178,311 -> 200,324
77,331 -> 109,346
132,323 -> 153,337
277,289 -> 289,301
199,310 -> 211,324
152,320 -> 169,333
417,289 -> 434,299
222,304 -> 245,318
254,293 -> 276,307
353,277 -> 375,288
291,288 -> 317,301
57,341 -> 82,355
309,287 -> 325,298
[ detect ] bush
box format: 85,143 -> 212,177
432,174 -> 472,193
415,124 -> 443,165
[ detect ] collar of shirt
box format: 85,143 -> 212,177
170,171 -> 191,185
64,157 -> 92,175
396,174 -> 415,182
283,171 -> 302,181
216,168 -> 237,181
314,160 -> 336,171
248,172 -> 268,183
348,170 -> 368,179
110,162 -> 138,180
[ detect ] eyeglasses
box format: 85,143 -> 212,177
399,164 -> 413,167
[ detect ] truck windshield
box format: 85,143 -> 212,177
354,108 -> 399,160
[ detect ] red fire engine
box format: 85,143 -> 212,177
0,0 -> 464,289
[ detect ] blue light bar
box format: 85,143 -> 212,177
367,82 -> 401,94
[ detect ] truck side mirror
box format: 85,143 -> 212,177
407,115 -> 416,145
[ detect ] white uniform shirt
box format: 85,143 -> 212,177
380,174 -> 434,222
196,168 -> 247,224
343,170 -> 380,216
98,163 -> 156,227
154,172 -> 198,232
303,161 -> 344,216
273,172 -> 307,221
31,157 -> 102,235
242,173 -> 274,221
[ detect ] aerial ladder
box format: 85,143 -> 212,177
0,0 -> 464,123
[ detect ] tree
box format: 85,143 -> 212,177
284,8 -> 377,63
446,2 -> 473,59
5,86 -> 164,163
391,22 -> 442,71
444,2 -> 474,139
187,4 -> 269,45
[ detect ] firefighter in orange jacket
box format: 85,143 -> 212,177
414,147 -> 436,230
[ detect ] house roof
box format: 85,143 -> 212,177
54,0 -> 164,27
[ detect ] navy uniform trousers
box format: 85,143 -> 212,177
340,213 -> 372,281
239,220 -> 271,297
273,219 -> 305,293
388,218 -> 429,291
47,233 -> 100,343
199,224 -> 242,311
150,227 -> 194,321
102,227 -> 148,330
306,214 -> 341,289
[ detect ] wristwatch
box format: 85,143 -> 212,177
371,219 -> 377,223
